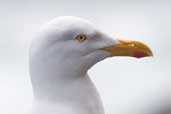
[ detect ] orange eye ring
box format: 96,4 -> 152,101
75,34 -> 87,42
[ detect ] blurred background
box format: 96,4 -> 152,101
0,0 -> 170,114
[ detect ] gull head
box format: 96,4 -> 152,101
30,16 -> 153,77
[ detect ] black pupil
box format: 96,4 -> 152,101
80,36 -> 84,40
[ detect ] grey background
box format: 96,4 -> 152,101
0,0 -> 170,114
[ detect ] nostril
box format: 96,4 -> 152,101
129,44 -> 136,47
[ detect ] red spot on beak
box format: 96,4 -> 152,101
134,51 -> 147,58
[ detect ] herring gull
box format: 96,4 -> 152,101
29,16 -> 153,114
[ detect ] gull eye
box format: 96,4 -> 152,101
75,34 -> 87,42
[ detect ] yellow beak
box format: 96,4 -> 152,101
102,39 -> 153,58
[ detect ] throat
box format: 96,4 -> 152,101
32,73 -> 100,104
31,73 -> 105,114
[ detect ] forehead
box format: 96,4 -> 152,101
41,17 -> 98,41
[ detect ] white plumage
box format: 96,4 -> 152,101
29,16 -> 117,114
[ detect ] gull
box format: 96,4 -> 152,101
29,16 -> 153,114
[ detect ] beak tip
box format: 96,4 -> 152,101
132,47 -> 153,59
134,52 -> 153,59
